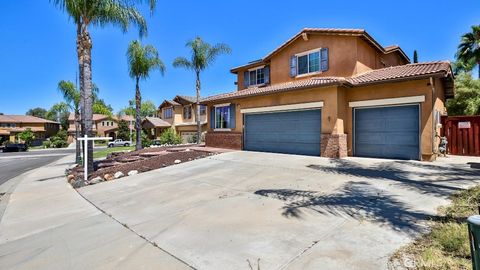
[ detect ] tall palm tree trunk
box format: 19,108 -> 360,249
195,71 -> 201,144
74,110 -> 81,165
135,77 -> 142,150
79,26 -> 94,175
76,24 -> 86,167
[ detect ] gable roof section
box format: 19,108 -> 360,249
158,100 -> 181,109
230,28 -> 411,73
0,115 -> 59,124
68,113 -> 112,121
142,117 -> 171,128
204,61 -> 453,102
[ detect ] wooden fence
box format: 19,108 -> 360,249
441,116 -> 480,156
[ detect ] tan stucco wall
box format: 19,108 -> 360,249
207,78 -> 446,160
236,35 -> 407,90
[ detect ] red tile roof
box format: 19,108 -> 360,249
203,61 -> 453,103
0,115 -> 59,124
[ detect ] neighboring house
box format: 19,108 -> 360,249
0,115 -> 60,145
67,114 -> 135,143
202,28 -> 455,161
155,95 -> 208,143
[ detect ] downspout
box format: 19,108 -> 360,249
429,77 -> 437,156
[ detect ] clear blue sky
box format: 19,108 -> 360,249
0,1 -> 478,115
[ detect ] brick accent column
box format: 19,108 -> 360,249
321,133 -> 347,158
205,132 -> 242,150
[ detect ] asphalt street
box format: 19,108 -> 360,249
0,149 -> 75,186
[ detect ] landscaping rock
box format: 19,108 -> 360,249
90,176 -> 104,185
114,171 -> 124,179
127,170 -> 138,176
67,174 -> 75,182
104,174 -> 114,181
174,159 -> 181,164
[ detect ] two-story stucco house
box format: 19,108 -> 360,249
0,115 -> 60,145
153,95 -> 207,143
202,28 -> 455,161
67,114 -> 134,143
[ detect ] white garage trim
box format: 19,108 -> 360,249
241,101 -> 324,114
348,95 -> 425,108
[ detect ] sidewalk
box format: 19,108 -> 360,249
0,155 -> 191,270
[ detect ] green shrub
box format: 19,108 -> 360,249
47,130 -> 68,148
159,128 -> 181,145
42,140 -> 52,148
18,128 -> 35,146
141,130 -> 151,148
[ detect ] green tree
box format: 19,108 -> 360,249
51,0 -> 156,175
446,73 -> 480,115
119,99 -> 157,118
47,102 -> 70,130
117,119 -> 131,141
26,107 -> 48,119
126,40 -> 165,150
456,25 -> 480,78
173,37 -> 231,144
159,128 -> 181,145
18,128 -> 35,146
413,50 -> 418,63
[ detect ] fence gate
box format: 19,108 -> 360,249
441,116 -> 480,156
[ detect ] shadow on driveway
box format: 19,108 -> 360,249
255,159 -> 479,236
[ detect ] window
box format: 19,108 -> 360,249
291,48 -> 328,77
164,108 -> 173,119
102,121 -> 105,126
200,105 -> 207,115
183,106 -> 192,119
297,50 -> 320,75
244,66 -> 269,87
215,105 -> 230,129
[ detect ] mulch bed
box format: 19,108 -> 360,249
89,149 -> 212,180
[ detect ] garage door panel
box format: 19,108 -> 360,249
354,105 -> 419,160
245,110 -> 321,156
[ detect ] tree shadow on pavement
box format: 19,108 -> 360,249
306,159 -> 479,197
255,181 -> 432,236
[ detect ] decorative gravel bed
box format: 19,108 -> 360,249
66,146 -> 216,188
90,150 -> 212,180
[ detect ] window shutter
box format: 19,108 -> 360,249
290,56 -> 297,77
264,66 -> 270,84
243,71 -> 249,88
229,104 -> 236,129
210,106 -> 215,129
321,48 -> 329,71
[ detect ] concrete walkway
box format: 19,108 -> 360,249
0,155 -> 191,270
78,152 -> 480,270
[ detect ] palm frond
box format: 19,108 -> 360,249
173,57 -> 194,70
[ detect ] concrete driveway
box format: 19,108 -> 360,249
79,151 -> 480,270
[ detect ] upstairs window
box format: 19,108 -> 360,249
164,108 -> 173,119
290,48 -> 328,77
243,66 -> 270,88
183,106 -> 192,119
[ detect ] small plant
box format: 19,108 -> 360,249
42,140 -> 52,148
18,128 -> 35,146
159,128 -> 182,145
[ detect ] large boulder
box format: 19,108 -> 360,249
104,174 -> 114,181
89,176 -> 104,185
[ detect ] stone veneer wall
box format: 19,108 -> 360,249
320,133 -> 347,158
205,132 -> 242,150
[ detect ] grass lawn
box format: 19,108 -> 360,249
93,146 -> 134,159
391,186 -> 480,269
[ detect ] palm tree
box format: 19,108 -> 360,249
50,0 -> 156,175
58,80 -> 111,164
456,25 -> 480,78
126,40 -> 165,150
173,37 -> 231,144
58,80 -> 82,164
